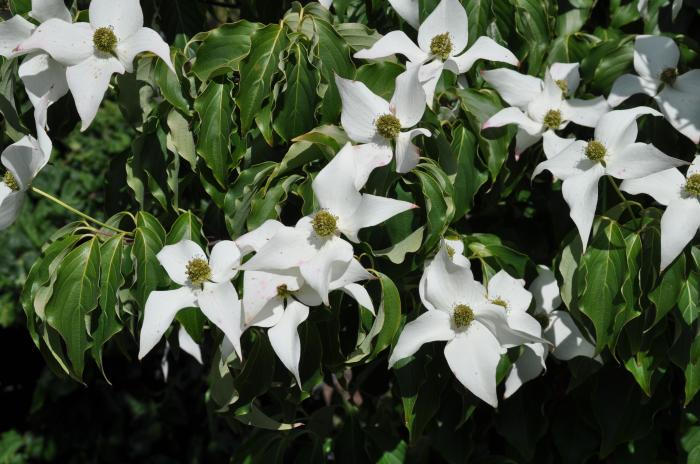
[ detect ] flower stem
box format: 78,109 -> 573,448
30,187 -> 132,236
608,177 -> 640,230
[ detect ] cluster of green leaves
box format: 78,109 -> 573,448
2,0 -> 700,462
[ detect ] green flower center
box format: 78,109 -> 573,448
543,109 -> 562,130
446,245 -> 455,258
93,27 -> 117,54
276,284 -> 290,298
585,140 -> 607,163
453,304 -> 475,329
375,114 -> 401,139
491,298 -> 508,309
312,210 -> 338,237
555,79 -> 569,96
685,174 -> 700,197
3,171 -> 20,191
185,257 -> 211,286
660,67 -> 678,86
430,33 -> 453,61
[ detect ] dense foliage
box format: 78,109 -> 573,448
1,0 -> 700,462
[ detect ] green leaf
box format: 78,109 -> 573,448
442,125 -> 488,218
649,254 -> 685,328
195,80 -> 233,186
132,212 -> 166,309
191,21 -> 261,81
166,109 -> 197,169
155,55 -> 190,115
224,162 -> 277,237
273,43 -> 319,141
686,335 -> 700,406
45,238 -> 101,378
679,272 -> 700,325
369,272 -> 402,359
166,211 -> 204,246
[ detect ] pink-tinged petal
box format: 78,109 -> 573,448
335,75 -> 391,143
418,0 -> 468,55
395,128 -> 430,174
391,64 -> 427,128
116,27 -> 174,73
487,270 -> 532,313
236,219 -> 286,255
503,344 -> 547,398
480,68 -> 542,109
594,107 -> 661,155
605,142 -> 686,180
341,193 -> 416,242
388,310 -> 455,367
659,198 -> 700,270
656,84 -> 700,144
445,36 -> 518,75
156,240 -> 206,286
634,35 -> 678,83
89,0 -> 143,39
549,62 -> 580,94
313,143 -> 363,220
620,168 -> 685,207
514,129 -> 542,159
560,96 -> 609,128
607,74 -> 658,107
546,310 -> 596,361
0,15 -> 35,57
66,55 -> 126,131
444,323 -> 503,407
198,282 -> 244,359
15,20 -> 93,66
353,30 -> 428,63
389,0 -> 420,29
138,287 -> 197,360
561,163 -> 605,249
529,265 -> 561,315
178,326 -> 203,364
30,0 -> 72,23
268,300 -> 310,387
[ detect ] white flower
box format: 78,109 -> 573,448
0,0 -> 72,128
335,65 -> 430,173
388,0 -> 420,29
138,239 -> 243,360
621,156 -> 700,270
608,35 -> 700,143
354,0 -> 518,106
482,64 -> 609,157
15,0 -> 175,131
389,241 -> 541,407
319,0 -> 333,8
0,133 -> 51,230
241,143 -> 416,302
501,266 -> 597,397
533,107 -> 686,249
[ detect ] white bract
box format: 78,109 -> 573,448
138,239 -> 243,360
241,143 -> 415,303
482,64 -> 609,157
388,0 -> 420,29
15,0 -> 175,131
0,0 -> 72,128
608,35 -> 700,143
336,66 -> 430,173
0,132 -> 51,230
389,241 -> 541,407
354,0 -> 518,107
621,156 -> 700,270
503,266 -> 596,397
533,107 -> 686,248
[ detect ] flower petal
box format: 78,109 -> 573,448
350,142 -> 394,190
607,74 -> 658,108
30,0 -> 72,23
423,245 -> 485,313
634,35 -> 678,83
116,27 -> 174,73
561,163 -> 605,249
507,311 -> 542,338
313,144 -> 363,221
503,344 -> 546,399
341,283 -> 375,314
156,240 -> 207,286
526,71 -> 563,124
476,303 -> 543,347
541,130 -> 577,160
606,142 -> 686,180
341,193 -> 416,242
560,96 -> 609,128
0,188 -> 24,231
594,106 -> 661,155
1,135 -> 49,189
138,287 -> 197,360
487,270 -> 532,313
480,68 -> 542,109
514,129 -> 542,158
533,139 -> 588,179
353,30 -> 428,63
89,0 -> 143,39
329,258 -> 374,289
391,64 -> 426,128
236,219 -> 286,255
549,62 -> 580,94
482,107 -> 543,135
389,0 -> 420,29
240,225 -> 316,272
417,0 -> 468,55
418,60 -> 444,108
0,15 -> 35,57
395,128 -> 430,174
336,75 -> 391,143
530,265 -> 561,315
659,198 -> 700,270
198,282 -> 244,359
388,310 -> 454,367
178,326 -> 203,364
444,323 -> 503,407
299,236 -> 354,305
656,83 -> 700,144
66,55 -> 126,131
268,300 -> 310,387
242,270 -> 299,327
18,53 -> 69,115
209,240 -> 241,283
445,36 -> 518,75
15,19 -> 93,66
620,168 -> 685,206
546,310 -> 596,361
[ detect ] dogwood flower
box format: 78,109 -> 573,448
608,35 -> 700,143
482,65 -> 609,157
0,132 -> 51,230
242,143 -> 416,302
335,65 -> 430,173
388,0 -> 420,29
621,156 -> 700,270
533,107 -> 686,248
503,266 -> 597,397
0,0 -> 72,127
389,242 -> 541,407
138,239 -> 243,360
15,0 -> 175,131
354,0 -> 518,107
